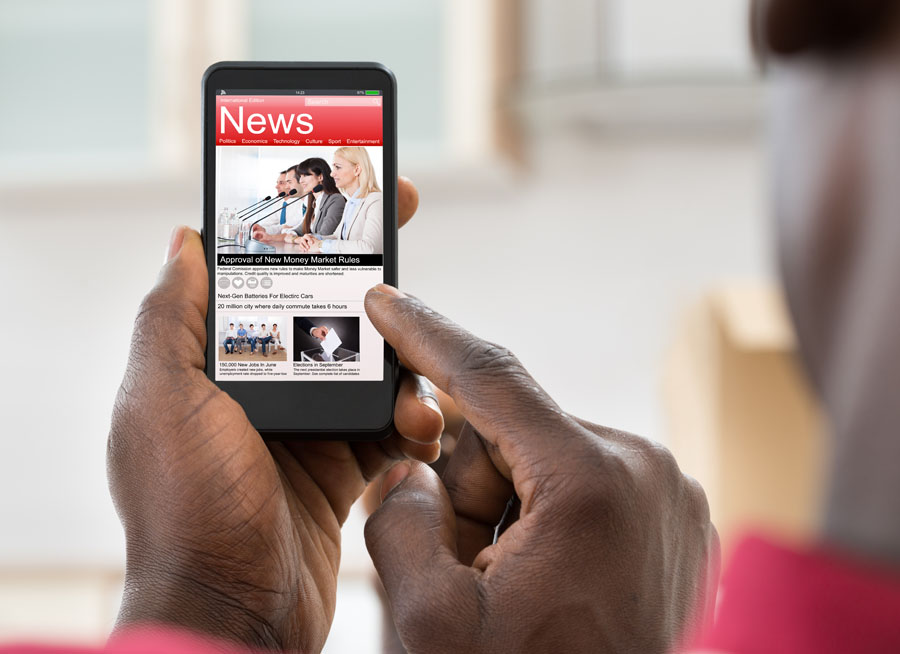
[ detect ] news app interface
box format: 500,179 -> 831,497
214,89 -> 385,381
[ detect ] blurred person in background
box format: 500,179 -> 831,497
693,0 -> 900,651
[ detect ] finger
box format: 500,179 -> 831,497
365,462 -> 479,649
347,435 -> 436,488
272,417 -> 441,531
277,440 -> 366,525
389,435 -> 441,464
442,423 -> 514,565
398,176 -> 419,228
393,371 -> 444,445
437,389 -> 465,442
274,433 -> 413,529
365,285 -> 600,495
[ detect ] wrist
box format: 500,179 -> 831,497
115,564 -> 285,651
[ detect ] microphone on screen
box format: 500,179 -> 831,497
235,194 -> 273,217
239,189 -> 295,223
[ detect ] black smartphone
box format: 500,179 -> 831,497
202,62 -> 398,439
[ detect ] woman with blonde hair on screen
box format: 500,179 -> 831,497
296,146 -> 383,255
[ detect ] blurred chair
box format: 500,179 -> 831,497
664,282 -> 827,556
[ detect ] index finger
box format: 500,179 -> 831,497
365,285 -> 600,497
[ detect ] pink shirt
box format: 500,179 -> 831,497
691,534 -> 900,653
0,625 -> 259,654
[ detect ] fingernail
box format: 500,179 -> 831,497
166,225 -> 187,263
380,461 -> 411,502
418,393 -> 442,416
371,283 -> 407,298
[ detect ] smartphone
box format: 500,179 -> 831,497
202,62 -> 398,439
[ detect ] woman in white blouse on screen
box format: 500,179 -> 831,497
296,146 -> 383,255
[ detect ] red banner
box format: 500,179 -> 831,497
215,95 -> 382,146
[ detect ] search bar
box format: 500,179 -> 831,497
305,96 -> 382,107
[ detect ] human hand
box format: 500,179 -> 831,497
311,326 -> 329,341
295,234 -> 321,253
108,178 -> 441,653
364,286 -> 720,653
250,224 -> 267,241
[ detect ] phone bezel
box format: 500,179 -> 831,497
201,62 -> 398,440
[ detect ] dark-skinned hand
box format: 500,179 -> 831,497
107,178 -> 441,653
364,286 -> 720,653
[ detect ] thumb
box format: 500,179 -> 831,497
110,226 -> 213,485
365,462 -> 480,650
130,226 -> 209,375
158,226 -> 208,313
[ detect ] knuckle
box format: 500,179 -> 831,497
448,338 -> 525,397
133,290 -> 166,336
681,474 -> 712,525
131,290 -> 204,365
547,450 -> 631,521
637,443 -> 712,525
462,340 -> 520,375
134,289 -> 180,341
644,442 -> 682,487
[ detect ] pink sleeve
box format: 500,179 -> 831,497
691,534 -> 900,653
1,624 -> 264,654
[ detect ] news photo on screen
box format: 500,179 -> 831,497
214,90 -> 384,382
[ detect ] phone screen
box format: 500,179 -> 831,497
212,89 -> 386,383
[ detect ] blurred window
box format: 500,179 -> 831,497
248,0 -> 444,154
523,0 -> 753,83
0,0 -> 150,173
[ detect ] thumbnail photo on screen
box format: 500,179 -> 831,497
294,316 -> 360,363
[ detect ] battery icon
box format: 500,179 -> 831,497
365,90 -> 379,95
